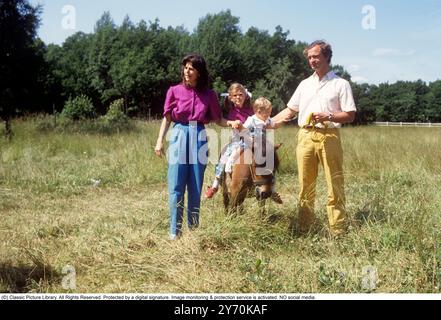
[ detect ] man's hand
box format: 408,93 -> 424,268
313,112 -> 331,123
265,122 -> 275,129
266,120 -> 284,129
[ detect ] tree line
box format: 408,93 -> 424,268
1,0 -> 440,137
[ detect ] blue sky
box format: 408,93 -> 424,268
29,0 -> 441,85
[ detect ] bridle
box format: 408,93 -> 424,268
249,163 -> 274,186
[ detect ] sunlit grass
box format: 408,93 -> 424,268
0,118 -> 439,293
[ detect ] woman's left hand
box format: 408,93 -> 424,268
229,120 -> 242,130
154,142 -> 164,157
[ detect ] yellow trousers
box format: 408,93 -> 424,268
296,128 -> 347,235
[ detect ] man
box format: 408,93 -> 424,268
274,40 -> 356,236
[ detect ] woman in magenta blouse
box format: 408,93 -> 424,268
155,54 -> 234,240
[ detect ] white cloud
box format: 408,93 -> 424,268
373,48 -> 416,57
351,76 -> 369,83
347,64 -> 361,72
409,27 -> 441,42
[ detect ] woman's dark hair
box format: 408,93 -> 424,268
181,54 -> 209,90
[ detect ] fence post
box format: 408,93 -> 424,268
53,103 -> 57,127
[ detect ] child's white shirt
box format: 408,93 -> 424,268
225,115 -> 273,173
230,115 -> 272,143
241,115 -> 272,146
243,115 -> 273,132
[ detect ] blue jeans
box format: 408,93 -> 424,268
214,140 -> 243,178
168,122 -> 208,238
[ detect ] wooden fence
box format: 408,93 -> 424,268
373,122 -> 441,127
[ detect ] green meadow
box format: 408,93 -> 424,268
0,118 -> 440,293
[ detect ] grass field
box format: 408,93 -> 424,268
0,118 -> 440,293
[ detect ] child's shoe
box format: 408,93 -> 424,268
204,186 -> 218,199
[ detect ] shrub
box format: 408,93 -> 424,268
61,95 -> 96,121
33,114 -> 57,132
101,98 -> 130,131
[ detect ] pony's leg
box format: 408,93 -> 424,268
230,180 -> 248,215
229,185 -> 240,215
221,173 -> 230,214
259,199 -> 266,217
229,149 -> 252,214
223,194 -> 230,214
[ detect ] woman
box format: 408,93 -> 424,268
155,54 -> 234,240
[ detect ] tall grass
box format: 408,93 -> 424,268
0,118 -> 439,293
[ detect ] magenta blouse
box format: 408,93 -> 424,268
163,84 -> 221,124
226,105 -> 254,124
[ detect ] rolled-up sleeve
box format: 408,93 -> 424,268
339,81 -> 357,112
287,81 -> 303,111
163,87 -> 175,117
207,90 -> 221,122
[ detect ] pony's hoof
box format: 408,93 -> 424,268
271,192 -> 283,204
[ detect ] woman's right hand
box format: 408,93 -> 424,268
155,116 -> 172,158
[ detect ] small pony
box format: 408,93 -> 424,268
221,136 -> 282,214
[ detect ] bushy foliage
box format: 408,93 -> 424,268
101,98 -> 130,131
4,5 -> 440,125
0,0 -> 43,138
61,95 -> 96,120
34,98 -> 133,134
352,80 -> 441,124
